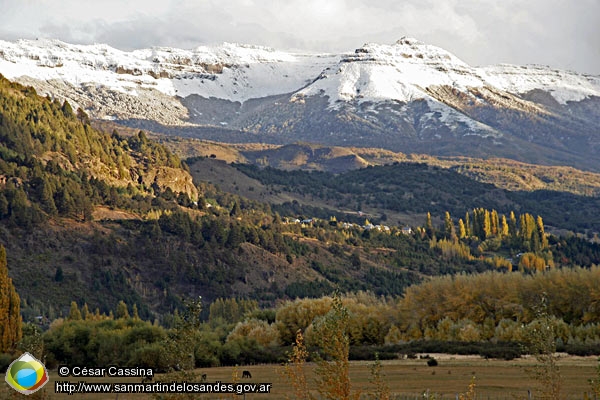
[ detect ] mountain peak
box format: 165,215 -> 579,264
395,36 -> 423,46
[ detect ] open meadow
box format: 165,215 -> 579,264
7,354 -> 597,399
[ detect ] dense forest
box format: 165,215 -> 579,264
234,163 -> 600,233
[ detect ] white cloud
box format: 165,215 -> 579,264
0,0 -> 597,73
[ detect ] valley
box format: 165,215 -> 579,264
0,34 -> 599,399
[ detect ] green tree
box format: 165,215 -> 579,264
76,108 -> 90,125
54,266 -> 64,282
0,244 -> 22,352
230,201 -> 242,217
61,100 -> 74,118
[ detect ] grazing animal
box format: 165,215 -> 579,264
141,375 -> 153,384
242,370 -> 252,379
201,373 -> 207,382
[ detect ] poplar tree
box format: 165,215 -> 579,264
0,244 -> 23,352
464,212 -> 471,237
425,212 -> 435,239
81,303 -> 90,320
491,210 -> 500,236
132,303 -> 140,320
312,294 -> 356,400
68,301 -> 82,320
444,211 -> 456,240
501,215 -> 509,237
116,300 -> 130,319
509,211 -> 518,241
536,216 -> 548,249
458,219 -> 467,239
483,209 -> 492,239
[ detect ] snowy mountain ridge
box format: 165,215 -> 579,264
1,37 -> 598,108
1,37 -> 599,171
0,38 -> 336,103
295,38 -> 600,106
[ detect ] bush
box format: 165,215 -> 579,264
128,343 -> 170,372
0,353 -> 15,373
427,358 -> 438,367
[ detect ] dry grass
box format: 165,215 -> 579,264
9,355 -> 597,399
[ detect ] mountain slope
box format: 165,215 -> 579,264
1,75 -> 599,325
1,38 -> 599,170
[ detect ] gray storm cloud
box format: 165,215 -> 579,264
0,0 -> 597,74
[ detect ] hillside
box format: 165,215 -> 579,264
1,75 -> 600,327
189,141 -> 600,197
0,77 -> 437,320
228,162 -> 600,234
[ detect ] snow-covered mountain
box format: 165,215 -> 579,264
1,37 -> 599,170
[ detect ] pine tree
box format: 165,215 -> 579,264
54,266 -> 64,282
230,201 -> 242,217
41,178 -> 58,215
0,244 -> 22,352
61,100 -> 75,118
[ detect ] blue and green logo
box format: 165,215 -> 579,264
5,352 -> 49,395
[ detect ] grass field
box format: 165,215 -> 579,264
3,354 -> 598,399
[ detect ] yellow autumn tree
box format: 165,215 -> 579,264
312,294 -> 359,400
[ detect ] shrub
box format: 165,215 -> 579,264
0,353 -> 15,373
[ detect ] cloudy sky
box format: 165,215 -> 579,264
0,0 -> 598,74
